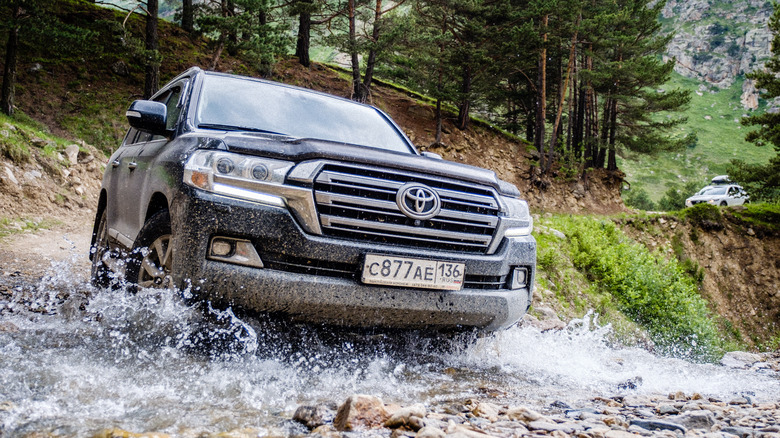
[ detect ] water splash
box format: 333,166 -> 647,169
1,257 -> 778,436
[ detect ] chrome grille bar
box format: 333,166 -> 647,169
314,164 -> 501,253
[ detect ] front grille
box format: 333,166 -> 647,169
313,164 -> 501,253
260,251 -> 509,290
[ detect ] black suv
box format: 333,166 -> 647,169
90,67 -> 536,331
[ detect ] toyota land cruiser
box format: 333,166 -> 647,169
89,67 -> 536,331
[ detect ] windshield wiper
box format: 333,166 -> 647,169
198,123 -> 287,136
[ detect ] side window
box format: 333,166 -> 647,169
123,128 -> 147,146
165,87 -> 184,130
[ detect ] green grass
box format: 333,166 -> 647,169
535,214 -> 732,361
619,73 -> 776,202
0,217 -> 61,240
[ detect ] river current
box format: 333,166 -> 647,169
1,255 -> 778,436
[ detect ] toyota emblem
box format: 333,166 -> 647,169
396,183 -> 441,220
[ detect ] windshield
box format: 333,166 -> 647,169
196,75 -> 413,154
703,187 -> 728,196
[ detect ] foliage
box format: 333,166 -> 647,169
658,180 -> 702,211
727,202 -> 780,233
727,157 -> 780,203
546,215 -> 724,361
681,203 -> 723,230
195,0 -> 290,75
622,187 -> 657,211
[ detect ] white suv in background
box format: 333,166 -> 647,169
685,179 -> 749,207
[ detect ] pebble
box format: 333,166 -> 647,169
290,388 -> 780,438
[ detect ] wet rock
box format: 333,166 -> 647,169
92,428 -> 171,437
333,394 -> 390,431
728,396 -> 751,406
310,424 -> 342,437
0,321 -> 19,333
469,401 -> 499,422
720,426 -> 755,438
446,421 -> 494,438
656,404 -> 680,415
604,430 -> 642,438
293,404 -> 336,429
415,427 -> 446,438
630,419 -> 687,433
385,403 -> 426,430
668,410 -> 716,430
721,351 -> 764,369
507,406 -> 546,423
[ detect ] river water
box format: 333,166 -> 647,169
1,256 -> 778,437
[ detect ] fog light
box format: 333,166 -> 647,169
510,267 -> 528,290
211,239 -> 234,257
208,237 -> 264,268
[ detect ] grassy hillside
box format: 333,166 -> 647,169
619,73 -> 776,203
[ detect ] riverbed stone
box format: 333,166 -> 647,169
507,406 -> 546,423
629,419 -> 687,434
604,430 -> 643,438
92,428 -> 171,437
668,410 -> 716,430
293,404 -> 336,429
333,394 -> 390,431
657,404 -> 680,415
415,426 -> 446,438
470,401 -> 500,422
385,403 -> 426,430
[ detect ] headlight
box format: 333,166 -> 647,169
184,150 -> 294,206
500,196 -> 533,237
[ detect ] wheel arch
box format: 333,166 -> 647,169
145,192 -> 171,224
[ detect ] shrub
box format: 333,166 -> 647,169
683,203 -> 724,230
623,187 -> 657,211
548,216 -> 723,361
658,181 -> 703,211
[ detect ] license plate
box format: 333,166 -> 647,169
362,254 -> 465,290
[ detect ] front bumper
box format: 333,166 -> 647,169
170,189 -> 536,331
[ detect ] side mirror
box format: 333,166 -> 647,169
421,151 -> 443,160
126,100 -> 169,136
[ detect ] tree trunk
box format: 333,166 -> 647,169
535,14 -> 548,172
456,64 -> 472,130
182,0 -> 193,32
348,0 -> 365,102
547,25 -> 578,173
295,1 -> 312,67
435,98 -> 443,145
361,0 -> 384,100
607,97 -> 618,171
144,0 -> 160,99
1,5 -> 20,116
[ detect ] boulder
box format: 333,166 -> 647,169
293,404 -> 336,429
385,403 -> 426,430
333,394 -> 390,431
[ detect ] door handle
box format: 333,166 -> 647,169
128,161 -> 138,170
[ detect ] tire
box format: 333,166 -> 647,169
90,209 -> 113,288
125,210 -> 173,290
720,201 -> 728,207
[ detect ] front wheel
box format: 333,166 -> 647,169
90,210 -> 112,287
126,210 -> 173,290
720,201 -> 728,207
